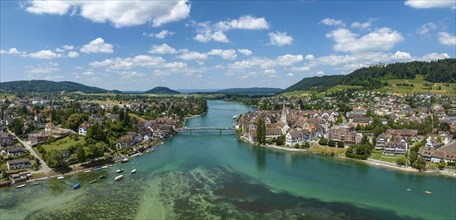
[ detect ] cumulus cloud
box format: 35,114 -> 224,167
148,43 -> 177,54
25,0 -> 191,28
320,18 -> 345,27
81,38 -> 113,54
67,51 -> 79,58
420,52 -> 450,61
291,66 -> 311,72
417,22 -> 438,35
29,50 -> 61,59
194,15 -> 269,43
391,51 -> 412,60
0,48 -> 24,55
237,49 -> 253,56
351,19 -> 375,29
326,28 -> 404,53
276,54 -> 303,66
207,49 -> 237,60
268,32 -> 293,46
179,51 -> 208,60
90,55 -> 165,70
119,71 -> 144,79
144,30 -> 175,39
438,32 -> 456,46
404,0 -> 456,9
305,54 -> 315,60
286,73 -> 295,77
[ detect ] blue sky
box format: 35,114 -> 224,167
1,0 -> 455,90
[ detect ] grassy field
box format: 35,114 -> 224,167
380,75 -> 456,96
36,136 -> 85,158
281,91 -> 312,97
308,143 -> 347,156
370,150 -> 397,163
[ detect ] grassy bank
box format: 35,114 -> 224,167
308,144 -> 347,156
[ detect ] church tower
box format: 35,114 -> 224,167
281,102 -> 288,124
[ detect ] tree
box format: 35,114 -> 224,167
75,144 -> 86,163
303,142 -> 311,148
319,137 -> 328,145
10,118 -> 24,135
256,118 -> 266,145
415,157 -> 427,172
438,160 -> 446,170
396,155 -> 406,166
45,149 -> 65,168
276,135 -> 285,146
86,123 -> 106,142
328,139 -> 336,147
65,113 -> 84,131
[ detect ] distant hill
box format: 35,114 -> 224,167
283,59 -> 456,93
0,80 -> 108,93
143,86 -> 180,95
217,87 -> 283,95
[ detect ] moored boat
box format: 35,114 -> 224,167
32,182 -> 40,185
99,175 -> 107,179
84,169 -> 91,173
73,183 -> 81,189
424,191 -> 432,195
114,175 -> 123,181
57,176 -> 65,180
89,180 -> 96,184
101,165 -> 109,169
131,169 -> 136,174
116,169 -> 124,173
16,184 -> 26,188
94,167 -> 102,171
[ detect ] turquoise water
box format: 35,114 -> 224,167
1,100 -> 455,219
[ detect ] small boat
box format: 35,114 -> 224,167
131,169 -> 136,174
94,168 -> 102,171
32,182 -> 40,185
151,147 -> 156,152
232,115 -> 238,119
99,175 -> 107,179
114,175 -> 123,181
101,165 -> 109,169
16,184 -> 26,188
121,158 -> 129,163
57,176 -> 65,180
84,170 -> 91,173
161,142 -> 164,145
73,183 -> 81,189
108,164 -> 113,167
116,169 -> 124,173
406,188 -> 412,192
424,191 -> 432,195
89,180 -> 96,184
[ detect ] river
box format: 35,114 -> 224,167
1,100 -> 455,219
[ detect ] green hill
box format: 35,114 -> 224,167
143,86 -> 180,95
283,59 -> 456,94
216,87 -> 282,95
0,80 -> 108,93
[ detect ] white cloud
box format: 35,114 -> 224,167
229,57 -> 276,70
268,32 -> 293,46
404,0 -> 456,9
316,71 -> 325,76
67,51 -> 79,58
305,54 -> 315,60
438,32 -> 456,46
25,0 -> 191,28
420,52 -> 450,61
28,65 -> 59,74
0,48 -> 23,55
81,38 -> 113,54
148,43 -> 177,54
144,30 -> 175,39
351,19 -> 375,29
320,18 -> 345,27
29,50 -> 61,59
62,45 -> 75,50
81,70 -> 95,76
120,71 -> 144,79
264,69 -> 277,77
179,51 -> 208,60
291,66 -> 311,72
391,51 -> 412,60
207,49 -> 237,60
286,73 -> 295,77
90,55 -> 165,70
237,49 -> 253,56
276,54 -> 303,66
44,75 -> 64,80
194,15 -> 269,43
326,28 -> 404,53
417,22 -> 438,35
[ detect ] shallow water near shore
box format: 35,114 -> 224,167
1,100 -> 455,220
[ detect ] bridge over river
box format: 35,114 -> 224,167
176,127 -> 236,134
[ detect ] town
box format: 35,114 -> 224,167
0,93 -> 208,186
237,90 -> 456,173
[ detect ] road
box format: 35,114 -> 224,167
7,129 -> 51,174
